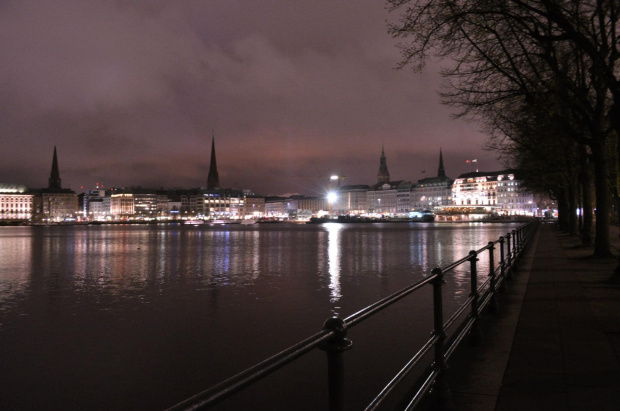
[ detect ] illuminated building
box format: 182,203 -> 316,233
265,196 -> 290,218
333,185 -> 370,215
243,196 -> 266,218
367,181 -> 407,215
109,188 -> 172,219
451,171 -> 499,208
411,149 -> 454,210
451,170 -> 537,215
179,189 -> 205,217
264,195 -> 326,219
110,193 -> 135,217
0,184 -> 34,221
202,189 -> 257,219
496,173 -> 537,215
31,147 -> 78,222
82,186 -> 110,220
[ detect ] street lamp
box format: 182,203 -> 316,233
327,191 -> 338,216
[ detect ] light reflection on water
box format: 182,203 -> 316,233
0,222 -> 519,410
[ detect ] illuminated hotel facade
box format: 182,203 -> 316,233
0,184 -> 34,221
450,171 -> 537,216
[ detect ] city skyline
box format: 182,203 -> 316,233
0,1 -> 502,196
12,144 -> 489,197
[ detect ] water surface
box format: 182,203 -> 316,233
0,222 -> 519,410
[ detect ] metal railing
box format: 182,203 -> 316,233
167,221 -> 538,411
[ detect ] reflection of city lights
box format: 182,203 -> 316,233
326,223 -> 342,305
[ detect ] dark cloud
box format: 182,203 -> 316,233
0,0 -> 501,196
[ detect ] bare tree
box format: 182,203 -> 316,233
388,0 -> 619,258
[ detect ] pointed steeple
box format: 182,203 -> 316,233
437,147 -> 446,178
377,144 -> 390,184
48,146 -> 62,190
207,132 -> 220,189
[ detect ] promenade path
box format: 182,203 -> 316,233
435,223 -> 620,411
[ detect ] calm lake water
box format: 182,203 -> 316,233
0,222 -> 519,410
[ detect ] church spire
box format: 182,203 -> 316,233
377,144 -> 390,184
207,132 -> 220,189
437,147 -> 446,178
48,146 -> 62,190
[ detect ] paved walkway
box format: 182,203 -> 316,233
438,223 -> 620,411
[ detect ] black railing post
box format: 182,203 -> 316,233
320,317 -> 353,411
498,236 -> 507,292
429,267 -> 450,402
505,232 -> 512,278
511,229 -> 518,269
469,250 -> 482,342
487,242 -> 499,312
514,227 -> 520,256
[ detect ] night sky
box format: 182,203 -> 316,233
0,1 -> 501,196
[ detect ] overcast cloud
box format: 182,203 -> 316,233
0,0 -> 500,196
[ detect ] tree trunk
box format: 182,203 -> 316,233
557,188 -> 570,232
579,146 -> 594,247
591,138 -> 612,257
567,179 -> 579,236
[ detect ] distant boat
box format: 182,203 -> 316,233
211,219 -> 240,225
240,218 -> 259,225
184,219 -> 205,225
409,210 -> 435,222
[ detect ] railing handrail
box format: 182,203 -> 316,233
167,220 -> 539,411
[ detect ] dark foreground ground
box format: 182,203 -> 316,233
430,223 -> 620,411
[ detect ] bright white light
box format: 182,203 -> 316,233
330,175 -> 339,180
327,191 -> 338,203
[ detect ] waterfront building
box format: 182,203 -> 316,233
134,192 -> 158,218
496,172 -> 537,215
263,195 -> 326,219
410,149 -> 454,210
367,181 -> 405,215
333,185 -> 370,215
178,189 -> 205,218
203,188 -> 247,219
293,195 -> 327,215
264,196 -> 291,218
110,193 -> 135,218
451,171 -> 500,209
83,188 -> 110,221
396,181 -> 413,213
31,147 -> 78,222
109,188 -> 174,220
87,197 -> 110,220
0,183 -> 34,221
243,196 -> 266,219
164,200 -> 182,220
